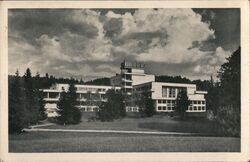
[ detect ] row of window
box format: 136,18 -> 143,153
77,87 -> 107,92
157,100 -> 205,105
188,106 -> 206,111
133,85 -> 152,92
123,82 -> 132,86
191,101 -> 205,105
157,106 -> 174,111
162,87 -> 186,98
157,106 -> 206,111
126,107 -> 139,112
122,74 -> 132,80
158,100 -> 176,104
44,92 -> 108,98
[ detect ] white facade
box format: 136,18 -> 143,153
133,82 -> 207,113
110,61 -> 155,95
42,61 -> 208,117
43,83 -> 121,117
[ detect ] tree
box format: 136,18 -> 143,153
9,70 -> 28,133
57,83 -> 81,124
175,89 -> 190,120
85,77 -> 110,86
37,90 -> 47,120
97,89 -> 126,121
85,91 -> 102,108
23,68 -> 40,125
67,82 -> 82,124
218,47 -> 240,108
143,97 -> 155,117
137,92 -> 155,117
217,47 -> 240,136
57,90 -> 69,124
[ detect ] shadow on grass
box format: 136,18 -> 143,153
138,118 -> 222,136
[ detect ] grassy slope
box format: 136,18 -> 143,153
43,113 -> 220,135
9,132 -> 240,152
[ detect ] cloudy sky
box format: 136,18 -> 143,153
8,8 -> 240,81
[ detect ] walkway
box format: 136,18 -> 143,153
29,123 -> 55,129
23,128 -> 200,136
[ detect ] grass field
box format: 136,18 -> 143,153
9,113 -> 240,152
42,113 -> 221,135
9,132 -> 240,152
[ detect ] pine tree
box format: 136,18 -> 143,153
9,70 -> 28,133
144,97 -> 155,117
97,89 -> 126,121
57,83 -> 81,124
23,68 -> 39,125
68,82 -> 81,123
218,47 -> 240,108
138,92 -> 155,117
175,89 -> 190,120
57,90 -> 69,124
217,47 -> 240,136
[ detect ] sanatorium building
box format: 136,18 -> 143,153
42,61 -> 207,117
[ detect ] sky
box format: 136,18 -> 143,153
8,8 -> 240,81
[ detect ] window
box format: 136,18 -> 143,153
158,106 -> 162,111
194,101 -> 197,104
202,101 -> 205,104
169,88 -> 176,98
126,82 -> 132,86
198,101 -> 201,104
162,86 -> 168,97
49,92 -> 59,98
163,106 -> 166,110
194,106 -> 197,110
163,100 -> 166,103
198,106 -> 201,110
202,106 -> 205,110
158,100 -> 162,103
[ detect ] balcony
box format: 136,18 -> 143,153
44,98 -> 59,101
122,78 -> 133,82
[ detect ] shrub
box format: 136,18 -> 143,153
216,106 -> 240,137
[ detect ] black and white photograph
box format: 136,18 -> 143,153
1,0 -> 249,161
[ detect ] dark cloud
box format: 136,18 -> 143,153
103,18 -> 123,38
193,8 -> 240,52
93,8 -> 137,15
8,8 -> 240,81
9,9 -> 99,44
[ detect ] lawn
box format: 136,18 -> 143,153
42,112 -> 221,136
9,113 -> 240,152
9,132 -> 240,152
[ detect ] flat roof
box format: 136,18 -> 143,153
55,83 -> 119,89
133,81 -> 196,87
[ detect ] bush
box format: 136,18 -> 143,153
216,106 -> 240,137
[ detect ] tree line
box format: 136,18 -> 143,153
9,47 -> 240,136
9,69 -> 47,133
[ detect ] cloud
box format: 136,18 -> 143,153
8,8 -> 237,80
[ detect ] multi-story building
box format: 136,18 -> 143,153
110,60 -> 155,95
133,82 -> 207,115
42,61 -> 208,117
42,83 -> 120,117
